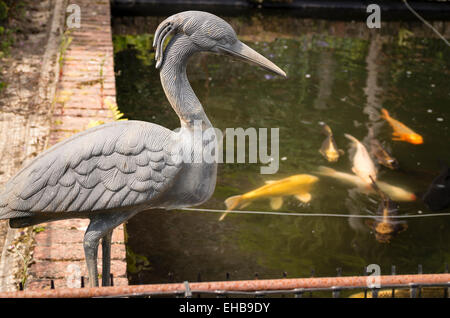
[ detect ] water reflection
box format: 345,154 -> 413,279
367,178 -> 408,243
113,15 -> 450,285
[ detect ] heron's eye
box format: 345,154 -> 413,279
218,38 -> 227,46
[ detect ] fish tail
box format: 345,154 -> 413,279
219,195 -> 243,221
321,124 -> 332,136
316,166 -> 337,176
380,108 -> 390,120
344,133 -> 359,144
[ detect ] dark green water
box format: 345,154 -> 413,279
113,15 -> 450,286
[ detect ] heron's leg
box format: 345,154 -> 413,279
84,210 -> 139,287
84,227 -> 100,288
101,230 -> 112,286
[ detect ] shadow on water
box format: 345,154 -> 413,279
112,14 -> 450,285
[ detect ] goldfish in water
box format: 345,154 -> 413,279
365,177 -> 408,243
350,287 -> 447,298
316,166 -> 416,202
381,108 -> 423,144
344,134 -> 377,184
369,139 -> 399,170
319,124 -> 344,162
219,174 -> 318,221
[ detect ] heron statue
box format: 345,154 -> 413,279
0,11 -> 286,287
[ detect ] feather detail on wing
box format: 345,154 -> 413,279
0,121 -> 182,219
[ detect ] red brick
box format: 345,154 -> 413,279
27,276 -> 127,290
35,226 -> 124,245
30,259 -> 127,279
47,219 -> 89,230
26,280 -> 53,290
51,117 -> 112,130
29,0 -> 128,288
34,228 -> 84,245
111,228 -> 125,244
112,277 -> 129,287
33,243 -> 125,261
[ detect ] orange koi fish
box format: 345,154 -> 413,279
380,108 -> 423,144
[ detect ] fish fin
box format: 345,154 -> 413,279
316,166 -> 336,176
265,180 -> 276,185
224,195 -> 242,210
338,149 -> 345,155
391,137 -> 403,141
322,124 -> 332,136
270,197 -> 283,210
220,195 -> 243,221
240,201 -> 251,209
294,192 -> 311,203
380,108 -> 390,120
344,133 -> 359,144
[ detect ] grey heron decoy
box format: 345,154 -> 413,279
0,11 -> 286,287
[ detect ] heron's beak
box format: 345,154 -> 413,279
219,41 -> 286,78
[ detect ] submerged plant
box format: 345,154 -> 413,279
113,34 -> 155,66
398,28 -> 414,47
126,247 -> 152,274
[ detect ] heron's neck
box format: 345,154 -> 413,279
160,34 -> 211,129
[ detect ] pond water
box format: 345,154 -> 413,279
112,13 -> 450,287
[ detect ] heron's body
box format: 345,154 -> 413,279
0,121 -> 215,223
0,11 -> 285,287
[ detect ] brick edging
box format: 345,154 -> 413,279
28,0 -> 128,289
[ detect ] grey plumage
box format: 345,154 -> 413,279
0,121 -> 180,219
0,11 -> 286,287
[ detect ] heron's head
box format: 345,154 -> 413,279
153,11 -> 286,77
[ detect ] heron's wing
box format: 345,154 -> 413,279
0,121 -> 182,218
